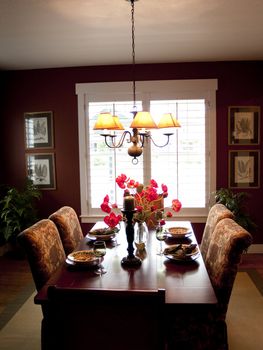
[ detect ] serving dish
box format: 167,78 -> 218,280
87,227 -> 119,241
166,226 -> 192,238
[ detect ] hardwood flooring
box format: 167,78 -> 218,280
0,253 -> 33,315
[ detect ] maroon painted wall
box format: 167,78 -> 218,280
1,61 -> 262,242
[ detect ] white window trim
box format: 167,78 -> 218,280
76,79 -> 218,223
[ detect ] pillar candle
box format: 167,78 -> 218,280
123,196 -> 135,211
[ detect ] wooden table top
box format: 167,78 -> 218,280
35,221 -> 217,305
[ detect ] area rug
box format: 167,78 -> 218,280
0,290 -> 42,350
0,272 -> 262,350
227,271 -> 263,350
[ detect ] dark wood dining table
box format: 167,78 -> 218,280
35,221 -> 217,350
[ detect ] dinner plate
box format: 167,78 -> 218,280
165,253 -> 199,262
67,250 -> 100,266
166,226 -> 192,238
164,244 -> 199,262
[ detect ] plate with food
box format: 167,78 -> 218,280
87,227 -> 119,241
163,243 -> 199,262
67,250 -> 100,266
166,226 -> 192,238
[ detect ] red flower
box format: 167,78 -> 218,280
166,211 -> 173,217
103,195 -> 109,203
150,179 -> 158,188
161,184 -> 168,192
160,219 -> 166,226
172,199 -> 182,212
116,174 -> 128,189
101,202 -> 111,213
104,212 -> 122,228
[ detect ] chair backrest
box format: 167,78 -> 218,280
17,219 -> 66,291
49,206 -> 83,255
46,286 -> 166,350
200,203 -> 234,262
205,217 -> 252,320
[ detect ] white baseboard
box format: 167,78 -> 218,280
247,244 -> 263,254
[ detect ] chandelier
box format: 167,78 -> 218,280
93,0 -> 181,164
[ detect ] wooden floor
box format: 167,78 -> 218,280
0,252 -> 33,315
0,251 -> 263,317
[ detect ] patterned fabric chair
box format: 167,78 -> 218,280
49,206 -> 84,255
167,218 -> 252,350
17,219 -> 66,292
200,203 -> 234,263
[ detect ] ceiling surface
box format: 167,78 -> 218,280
1,0 -> 263,71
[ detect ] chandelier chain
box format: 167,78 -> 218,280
131,0 -> 136,109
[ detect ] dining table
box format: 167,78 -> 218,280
35,220 -> 217,350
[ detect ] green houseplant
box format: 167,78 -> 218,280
0,178 -> 42,246
213,188 -> 257,232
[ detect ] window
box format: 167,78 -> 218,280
76,79 -> 217,223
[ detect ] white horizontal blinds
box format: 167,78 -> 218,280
150,99 -> 206,208
89,101 -> 143,210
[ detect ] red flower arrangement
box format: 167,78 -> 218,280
100,174 -> 182,228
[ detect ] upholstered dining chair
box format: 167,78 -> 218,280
18,219 -> 66,350
17,219 -> 66,292
49,206 -> 84,255
167,217 -> 252,350
200,203 -> 234,263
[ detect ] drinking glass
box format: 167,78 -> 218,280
93,241 -> 107,275
155,226 -> 167,256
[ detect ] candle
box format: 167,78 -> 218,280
123,196 -> 135,211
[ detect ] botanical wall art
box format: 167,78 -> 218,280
26,153 -> 56,190
24,111 -> 54,149
229,150 -> 260,188
228,106 -> 260,145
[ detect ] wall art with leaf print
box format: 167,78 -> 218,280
229,150 -> 260,188
228,106 -> 260,145
24,111 -> 54,149
26,153 -> 56,190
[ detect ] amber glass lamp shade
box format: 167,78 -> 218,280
129,111 -> 157,129
157,113 -> 181,128
93,113 -> 124,130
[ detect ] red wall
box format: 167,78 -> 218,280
1,61 -> 262,242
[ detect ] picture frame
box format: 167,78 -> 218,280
24,111 -> 54,149
26,153 -> 56,190
229,150 -> 260,188
228,106 -> 260,145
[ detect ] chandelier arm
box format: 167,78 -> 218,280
102,131 -> 132,148
138,132 -> 149,148
148,133 -> 174,148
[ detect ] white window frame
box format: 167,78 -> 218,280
76,79 -> 217,223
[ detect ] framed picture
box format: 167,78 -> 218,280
26,153 -> 56,190
24,111 -> 54,149
229,150 -> 260,188
228,106 -> 260,145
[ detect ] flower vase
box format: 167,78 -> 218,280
134,222 -> 148,251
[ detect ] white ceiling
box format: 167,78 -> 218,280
1,0 -> 263,71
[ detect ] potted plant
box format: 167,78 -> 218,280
0,178 -> 41,254
213,188 -> 257,232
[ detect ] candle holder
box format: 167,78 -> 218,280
121,210 -> 142,267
